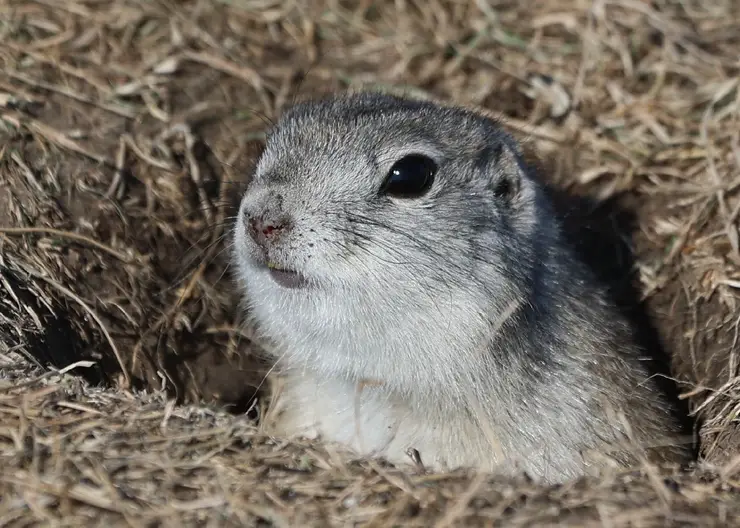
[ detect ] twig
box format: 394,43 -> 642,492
160,123 -> 215,223
0,227 -> 133,263
3,43 -> 113,95
25,268 -> 131,389
5,70 -> 138,118
1,111 -> 114,167
434,472 -> 488,528
182,50 -> 275,116
1,477 -> 127,514
105,136 -> 127,199
182,50 -> 265,91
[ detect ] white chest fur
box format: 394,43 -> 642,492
261,368 -> 593,484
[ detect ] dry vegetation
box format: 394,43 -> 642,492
1,0 -> 739,525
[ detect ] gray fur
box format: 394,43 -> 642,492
232,91 -> 690,483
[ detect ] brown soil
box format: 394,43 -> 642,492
1,0 -> 739,525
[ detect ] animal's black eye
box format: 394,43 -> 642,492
380,154 -> 437,199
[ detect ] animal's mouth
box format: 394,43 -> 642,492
265,262 -> 309,289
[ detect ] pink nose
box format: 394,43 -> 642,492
247,216 -> 289,247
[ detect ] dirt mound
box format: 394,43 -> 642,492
1,0 -> 739,525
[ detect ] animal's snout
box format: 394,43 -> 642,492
241,189 -> 294,254
243,192 -> 292,250
247,215 -> 291,247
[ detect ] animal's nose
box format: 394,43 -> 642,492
246,215 -> 290,248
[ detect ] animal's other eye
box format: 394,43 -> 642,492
379,154 -> 437,199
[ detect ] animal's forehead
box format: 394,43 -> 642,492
267,93 -> 499,152
257,94 -> 513,183
269,110 -> 434,156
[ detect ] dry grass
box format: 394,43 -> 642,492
1,0 -> 739,525
1,357 -> 739,527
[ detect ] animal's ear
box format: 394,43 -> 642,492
487,142 -> 524,201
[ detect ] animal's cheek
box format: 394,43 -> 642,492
297,221 -> 352,262
282,220 -> 328,254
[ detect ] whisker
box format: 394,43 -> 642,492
347,211 -> 508,283
329,227 -> 458,324
346,214 -> 476,281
